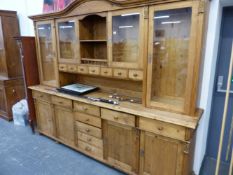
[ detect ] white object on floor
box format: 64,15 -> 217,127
12,99 -> 29,126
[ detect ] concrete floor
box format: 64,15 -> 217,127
0,118 -> 125,175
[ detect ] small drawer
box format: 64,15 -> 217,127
78,132 -> 103,149
100,67 -> 112,77
51,96 -> 72,108
59,64 -> 67,71
129,70 -> 143,81
88,66 -> 100,75
67,65 -> 77,72
77,65 -> 88,74
101,109 -> 135,127
113,69 -> 128,79
78,140 -> 103,159
32,91 -> 51,102
139,117 -> 186,141
74,101 -> 100,117
75,112 -> 101,128
76,122 -> 102,138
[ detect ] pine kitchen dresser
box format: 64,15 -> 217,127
29,0 -> 207,174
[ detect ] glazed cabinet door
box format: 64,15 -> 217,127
140,131 -> 188,175
103,121 -> 139,174
108,8 -> 145,69
36,20 -> 59,87
56,18 -> 79,64
146,1 -> 199,114
54,106 -> 75,146
35,100 -> 56,137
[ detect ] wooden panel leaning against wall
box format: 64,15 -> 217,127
29,0 -> 208,174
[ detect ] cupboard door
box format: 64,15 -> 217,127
108,8 -> 145,69
0,17 -> 7,77
54,106 -> 75,146
103,120 -> 139,174
35,100 -> 55,137
147,2 -> 199,114
140,131 -> 185,175
0,85 -> 6,114
36,21 -> 59,87
56,18 -> 78,63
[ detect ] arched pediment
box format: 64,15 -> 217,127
29,0 -> 149,20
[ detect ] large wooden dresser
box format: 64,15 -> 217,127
29,0 -> 207,174
0,10 -> 25,120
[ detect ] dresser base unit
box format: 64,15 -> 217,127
31,85 -> 202,175
0,78 -> 25,121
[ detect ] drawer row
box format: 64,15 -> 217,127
59,64 -> 143,81
33,91 -> 190,141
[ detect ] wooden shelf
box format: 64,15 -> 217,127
81,58 -> 107,62
80,40 -> 107,42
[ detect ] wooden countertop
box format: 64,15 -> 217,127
29,85 -> 203,129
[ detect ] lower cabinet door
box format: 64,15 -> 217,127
140,131 -> 187,175
103,120 -> 139,174
35,100 -> 56,137
54,106 -> 75,146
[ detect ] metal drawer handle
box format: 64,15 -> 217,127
158,127 -> 164,131
39,95 -> 43,98
133,73 -> 138,77
86,119 -> 90,122
12,89 -> 16,93
85,147 -> 91,152
114,116 -> 118,120
117,72 -> 122,76
91,70 -> 95,73
87,138 -> 92,142
104,71 -> 108,74
80,68 -> 84,71
58,101 -> 63,104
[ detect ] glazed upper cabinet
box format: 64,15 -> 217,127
56,18 -> 79,63
108,8 -> 145,69
36,21 -> 59,87
147,1 -> 200,114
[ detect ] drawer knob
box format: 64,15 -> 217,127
104,71 -> 108,74
85,129 -> 90,132
87,138 -> 92,142
86,119 -> 90,122
91,70 -> 95,73
133,73 -> 138,77
12,89 -> 16,93
114,116 -> 118,120
58,101 -> 63,104
117,72 -> 122,76
158,127 -> 164,131
85,147 -> 91,152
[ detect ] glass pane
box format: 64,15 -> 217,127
37,23 -> 55,82
151,8 -> 192,107
112,13 -> 140,63
58,20 -> 75,59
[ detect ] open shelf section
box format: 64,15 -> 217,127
80,40 -> 107,42
79,15 -> 106,40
